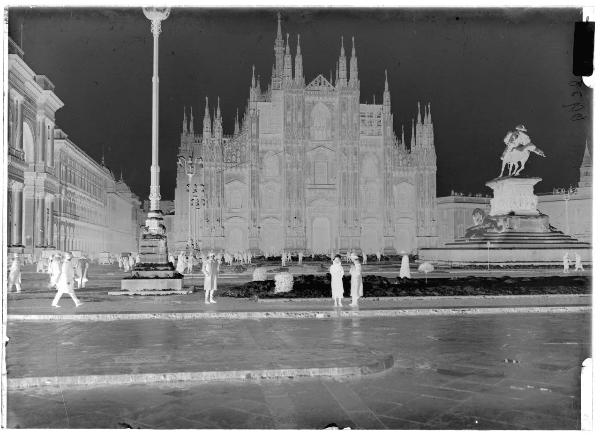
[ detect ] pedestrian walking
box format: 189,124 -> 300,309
329,255 -> 345,307
168,252 -> 176,267
281,250 -> 287,267
574,253 -> 584,272
362,250 -> 367,265
203,252 -> 219,304
399,252 -> 411,279
51,252 -> 82,308
563,252 -> 570,273
376,250 -> 382,262
8,253 -> 22,293
118,256 -> 123,270
298,251 -> 303,265
135,253 -> 141,265
349,253 -> 363,307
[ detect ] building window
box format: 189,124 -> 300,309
314,161 -> 328,184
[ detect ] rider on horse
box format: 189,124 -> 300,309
502,124 -> 531,159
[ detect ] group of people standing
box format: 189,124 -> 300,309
563,252 -> 585,273
329,253 -> 364,307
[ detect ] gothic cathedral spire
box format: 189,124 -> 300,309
349,36 -> 358,87
383,70 -> 391,113
273,13 -> 284,90
338,36 -> 347,87
283,33 -> 293,85
189,106 -> 194,134
294,34 -> 304,87
182,106 -> 188,134
203,97 -> 211,138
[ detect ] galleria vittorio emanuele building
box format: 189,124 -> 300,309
173,16 -> 438,255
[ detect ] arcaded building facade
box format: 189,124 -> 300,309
7,38 -> 143,258
173,17 -> 438,255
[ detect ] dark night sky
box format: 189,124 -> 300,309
7,8 -> 592,201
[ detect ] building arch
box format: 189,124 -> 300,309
22,121 -> 35,163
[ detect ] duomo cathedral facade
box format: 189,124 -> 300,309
173,16 -> 438,255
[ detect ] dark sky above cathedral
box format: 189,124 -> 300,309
7,8 -> 591,200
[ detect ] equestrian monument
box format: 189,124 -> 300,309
419,125 -> 591,265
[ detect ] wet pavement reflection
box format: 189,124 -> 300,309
7,311 -> 589,429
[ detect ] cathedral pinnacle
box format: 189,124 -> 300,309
417,101 -> 422,124
203,97 -> 211,137
182,106 -> 188,133
294,34 -> 304,86
234,108 -> 240,135
277,12 -> 282,41
338,36 -> 347,86
384,69 -> 389,92
189,106 -> 194,133
251,65 -> 256,88
216,96 -> 221,119
349,36 -> 358,86
427,102 -> 432,124
285,33 -> 290,54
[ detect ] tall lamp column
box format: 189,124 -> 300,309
143,7 -> 170,232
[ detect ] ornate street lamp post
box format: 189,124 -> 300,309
120,7 -> 183,293
143,7 -> 170,232
562,186 -> 575,235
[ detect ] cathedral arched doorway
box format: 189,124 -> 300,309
311,217 -> 331,254
226,228 -> 244,253
360,222 -> 380,254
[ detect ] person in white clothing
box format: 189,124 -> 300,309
8,253 -> 22,293
186,253 -> 194,274
176,252 -> 186,274
399,253 -> 411,279
329,255 -> 345,307
362,250 -> 367,265
574,253 -> 584,272
298,251 -> 303,265
52,252 -> 82,308
563,252 -> 570,273
203,252 -> 219,304
48,255 -> 62,289
349,253 -> 363,307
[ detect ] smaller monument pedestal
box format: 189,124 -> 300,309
118,214 -> 185,295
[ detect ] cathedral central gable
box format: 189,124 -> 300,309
305,74 -> 334,92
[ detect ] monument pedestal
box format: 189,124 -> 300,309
118,213 -> 184,294
419,176 -> 591,265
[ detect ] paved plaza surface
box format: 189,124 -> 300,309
7,312 -> 590,429
6,263 -> 591,429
